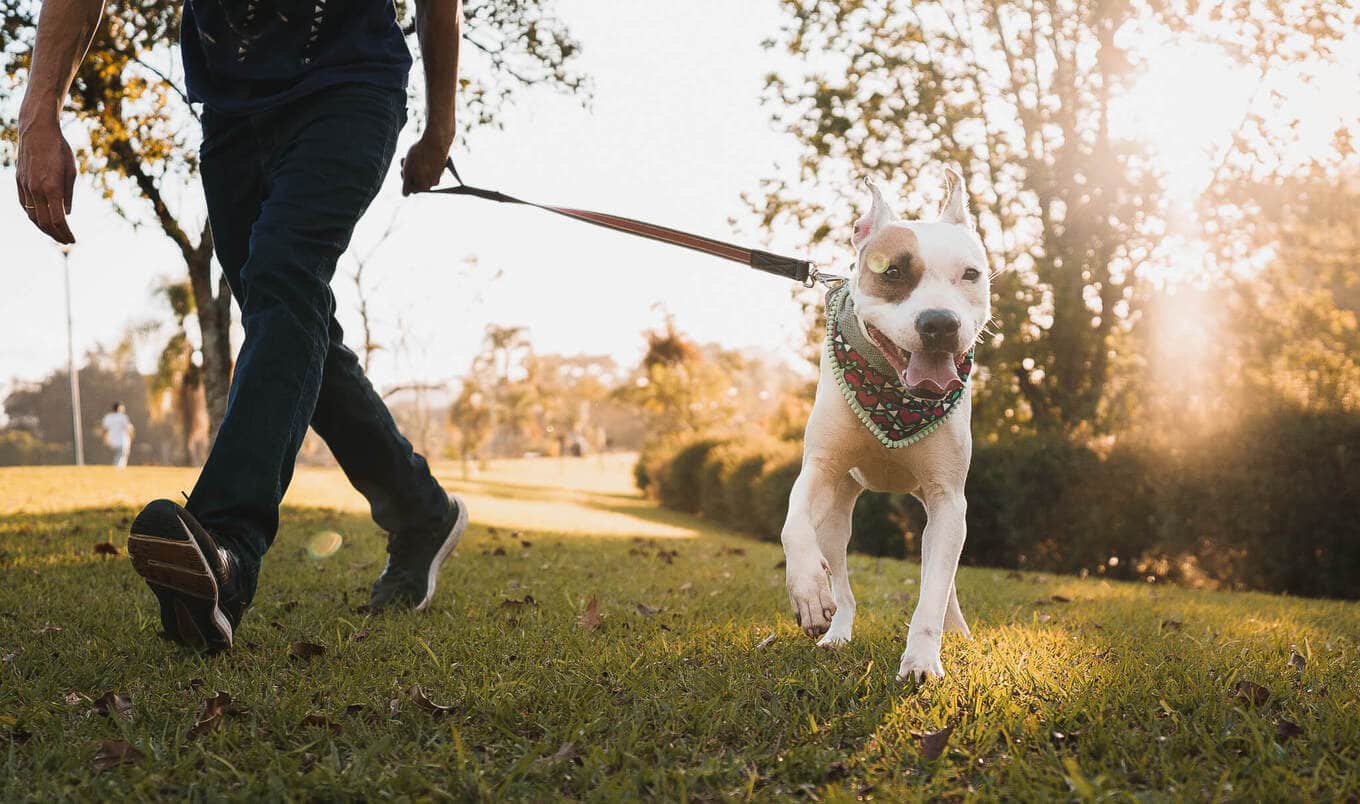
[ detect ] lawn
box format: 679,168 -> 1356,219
1,456 -> 1358,800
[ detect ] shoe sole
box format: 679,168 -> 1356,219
128,515 -> 234,651
415,494 -> 469,612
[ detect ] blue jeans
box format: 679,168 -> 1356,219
189,82 -> 448,596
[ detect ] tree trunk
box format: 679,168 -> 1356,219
185,223 -> 234,439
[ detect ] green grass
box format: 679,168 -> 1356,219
1,459 -> 1358,800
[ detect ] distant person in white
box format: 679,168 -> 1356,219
101,402 -> 134,469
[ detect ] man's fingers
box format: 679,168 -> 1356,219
63,159 -> 76,215
35,192 -> 74,244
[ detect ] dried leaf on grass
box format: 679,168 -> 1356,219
93,542 -> 120,556
577,596 -> 602,631
1288,647 -> 1306,673
915,723 -> 955,760
755,632 -> 777,650
536,742 -> 580,766
299,713 -> 343,734
187,692 -> 238,739
1233,679 -> 1271,707
33,624 -> 63,636
92,739 -> 144,772
635,603 -> 660,617
288,641 -> 326,661
91,691 -> 133,720
1275,717 -> 1304,741
408,685 -> 454,716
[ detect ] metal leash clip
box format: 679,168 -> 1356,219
806,264 -> 851,290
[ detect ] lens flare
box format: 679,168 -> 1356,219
306,530 -> 343,560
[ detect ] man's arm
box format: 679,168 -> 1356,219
15,0 -> 106,244
400,0 -> 462,196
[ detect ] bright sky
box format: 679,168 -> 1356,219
2,2 -> 1357,408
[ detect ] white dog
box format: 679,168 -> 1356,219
781,168 -> 990,682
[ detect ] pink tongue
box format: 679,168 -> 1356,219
903,352 -> 963,395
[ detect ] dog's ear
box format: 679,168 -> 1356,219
852,178 -> 896,249
940,167 -> 972,227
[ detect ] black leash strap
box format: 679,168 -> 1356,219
422,159 -> 813,285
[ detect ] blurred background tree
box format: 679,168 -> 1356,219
0,0 -> 588,439
757,0 -> 1353,438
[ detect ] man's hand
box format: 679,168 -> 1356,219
404,0 -> 461,196
16,120 -> 78,244
401,132 -> 451,196
15,0 -> 105,244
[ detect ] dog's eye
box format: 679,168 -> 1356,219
883,265 -> 901,278
962,267 -> 981,281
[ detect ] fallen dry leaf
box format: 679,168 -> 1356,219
33,624 -> 63,636
1,651 -> 17,663
288,641 -> 326,661
774,559 -> 786,569
91,691 -> 133,721
1275,717 -> 1304,741
1288,647 -> 1306,673
187,692 -> 233,739
678,582 -> 694,593
93,542 -> 120,557
577,596 -> 602,631
92,739 -> 145,772
299,713 -> 343,734
408,685 -> 454,716
1050,595 -> 1072,603
1233,679 -> 1271,707
500,595 -> 536,609
536,742 -> 580,766
755,632 -> 777,650
1161,619 -> 1184,632
916,723 -> 955,761
64,692 -> 83,706
635,603 -> 660,617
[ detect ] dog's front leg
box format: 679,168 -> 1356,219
781,461 -> 842,638
898,486 -> 967,682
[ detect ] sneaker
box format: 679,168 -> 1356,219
127,499 -> 246,652
370,494 -> 467,612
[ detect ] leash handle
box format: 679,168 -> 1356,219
427,158 -> 813,285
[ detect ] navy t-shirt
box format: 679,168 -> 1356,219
181,0 -> 412,115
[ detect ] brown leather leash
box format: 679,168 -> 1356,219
424,158 -> 834,287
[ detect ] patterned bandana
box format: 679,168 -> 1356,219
825,284 -> 974,448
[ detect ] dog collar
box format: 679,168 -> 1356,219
825,284 -> 973,449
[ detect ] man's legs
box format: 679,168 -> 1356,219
188,83 -> 445,603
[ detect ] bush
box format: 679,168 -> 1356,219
657,437 -> 729,514
637,408 -> 1360,599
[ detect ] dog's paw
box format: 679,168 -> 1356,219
897,639 -> 945,683
816,622 -> 853,648
786,556 -> 837,638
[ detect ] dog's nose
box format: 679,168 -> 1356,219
916,309 -> 961,347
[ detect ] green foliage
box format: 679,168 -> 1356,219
0,429 -> 67,465
759,0 -> 1355,437
646,410 -> 1360,598
656,437 -> 728,514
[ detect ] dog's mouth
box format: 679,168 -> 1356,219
864,324 -> 967,399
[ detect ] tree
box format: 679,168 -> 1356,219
1,0 -> 587,437
149,279 -> 208,464
758,0 -> 1353,436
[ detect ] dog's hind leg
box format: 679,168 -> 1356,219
815,473 -> 863,648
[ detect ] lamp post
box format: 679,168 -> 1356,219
60,244 -> 84,466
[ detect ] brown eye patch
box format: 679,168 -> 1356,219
857,227 -> 923,302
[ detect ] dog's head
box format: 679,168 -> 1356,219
848,168 -> 991,399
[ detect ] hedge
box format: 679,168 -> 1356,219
636,410 -> 1360,599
